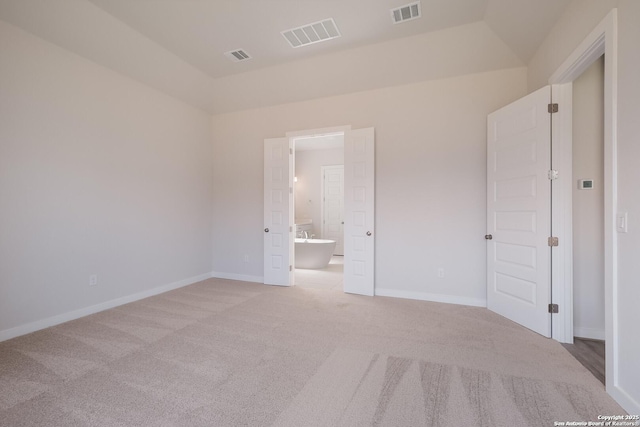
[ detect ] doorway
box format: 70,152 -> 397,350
562,55 -> 605,384
293,133 -> 345,290
487,10 -> 618,397
263,126 -> 376,296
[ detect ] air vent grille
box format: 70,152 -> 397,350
391,2 -> 421,24
224,49 -> 252,62
282,18 -> 341,48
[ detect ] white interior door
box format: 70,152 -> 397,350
487,86 -> 552,337
322,165 -> 344,255
264,137 -> 293,286
344,128 -> 374,296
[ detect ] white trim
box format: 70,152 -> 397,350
549,8 -> 620,406
550,23 -> 605,84
0,272 -> 212,343
211,271 -> 264,283
608,388 -> 640,418
375,288 -> 486,308
574,327 -> 605,341
286,125 -> 351,139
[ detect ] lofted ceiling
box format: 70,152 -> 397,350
0,0 -> 570,114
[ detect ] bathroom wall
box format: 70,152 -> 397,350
572,56 -> 605,340
294,148 -> 344,237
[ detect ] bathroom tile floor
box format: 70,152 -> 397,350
294,255 -> 343,290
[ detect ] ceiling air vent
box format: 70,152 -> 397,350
391,2 -> 421,24
281,18 -> 341,48
224,49 -> 252,62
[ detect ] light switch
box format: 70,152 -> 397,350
617,212 -> 628,233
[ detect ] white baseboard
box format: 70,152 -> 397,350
574,326 -> 605,341
609,385 -> 640,416
374,288 -> 486,308
211,271 -> 263,284
0,272 -> 212,343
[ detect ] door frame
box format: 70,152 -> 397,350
549,10 -> 618,396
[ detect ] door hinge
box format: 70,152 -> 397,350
548,103 -> 558,113
290,187 -> 293,194
548,170 -> 559,180
289,226 -> 293,232
289,265 -> 292,272
548,236 -> 559,247
548,303 -> 559,313
289,148 -> 293,155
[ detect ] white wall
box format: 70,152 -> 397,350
528,0 -> 640,414
0,20 -> 214,340
294,148 -> 344,236
527,0 -> 618,92
572,56 -> 605,340
211,67 -> 527,304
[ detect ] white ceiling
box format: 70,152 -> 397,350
0,0 -> 570,114
85,0 -> 489,79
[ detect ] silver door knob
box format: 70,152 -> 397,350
366,231 -> 372,236
264,228 -> 269,233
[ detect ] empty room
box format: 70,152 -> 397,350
1,0 -> 639,425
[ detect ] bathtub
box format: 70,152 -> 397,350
294,238 -> 337,269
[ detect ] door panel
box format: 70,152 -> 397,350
264,137 -> 293,286
344,128 -> 374,296
322,165 -> 344,255
487,86 -> 551,337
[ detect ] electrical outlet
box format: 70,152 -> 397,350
437,268 -> 445,279
243,255 -> 250,263
89,274 -> 98,286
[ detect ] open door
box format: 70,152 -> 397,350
264,137 -> 293,286
344,128 -> 375,296
487,86 -> 552,337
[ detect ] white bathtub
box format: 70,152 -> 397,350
294,238 -> 336,269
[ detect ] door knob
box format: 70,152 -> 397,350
485,234 -> 492,240
264,228 -> 269,233
366,231 -> 372,236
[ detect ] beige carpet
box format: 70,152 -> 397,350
0,275 -> 625,426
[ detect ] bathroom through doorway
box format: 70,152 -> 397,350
263,125 -> 375,295
293,132 -> 345,290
